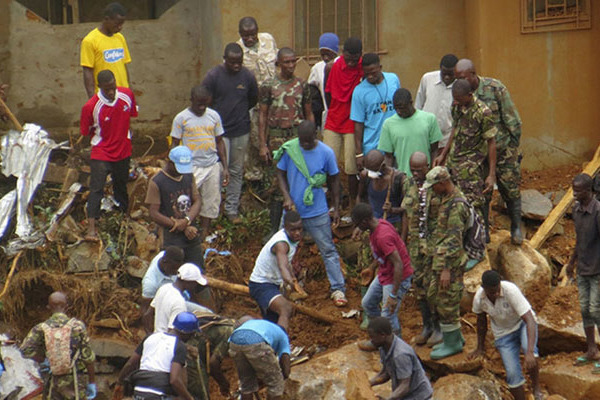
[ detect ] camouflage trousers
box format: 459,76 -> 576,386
45,372 -> 88,400
494,143 -> 521,203
245,109 -> 263,181
427,270 -> 464,326
447,162 -> 486,221
410,247 -> 432,302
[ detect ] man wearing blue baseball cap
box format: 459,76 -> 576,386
115,311 -> 198,399
308,32 -> 339,128
145,145 -> 206,270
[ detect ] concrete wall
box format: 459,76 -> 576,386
1,0 -> 205,149
465,0 -> 600,170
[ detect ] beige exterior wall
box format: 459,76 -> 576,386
465,0 -> 600,170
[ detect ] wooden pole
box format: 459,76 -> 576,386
530,144 -> 600,249
206,277 -> 343,325
0,96 -> 23,132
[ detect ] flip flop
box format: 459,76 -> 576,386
573,355 -> 597,366
592,362 -> 600,374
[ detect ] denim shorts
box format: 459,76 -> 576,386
494,320 -> 539,388
248,281 -> 282,323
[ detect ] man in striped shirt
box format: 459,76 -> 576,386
80,69 -> 137,240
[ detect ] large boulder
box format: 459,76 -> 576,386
66,241 -> 111,272
521,189 -> 553,220
90,336 -> 136,358
345,369 -> 376,400
496,239 -> 552,310
285,343 -> 389,399
432,373 -> 502,400
540,353 -> 600,399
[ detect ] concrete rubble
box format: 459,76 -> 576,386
540,353 -> 600,400
521,189 -> 553,220
432,373 -> 502,400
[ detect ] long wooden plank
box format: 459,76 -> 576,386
531,144 -> 600,249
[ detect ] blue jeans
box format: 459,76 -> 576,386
302,213 -> 345,292
577,274 -> 600,328
494,320 -> 539,388
362,275 -> 412,335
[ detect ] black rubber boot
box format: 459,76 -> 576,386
415,300 -> 433,345
263,201 -> 283,244
426,316 -> 443,347
508,198 -> 523,245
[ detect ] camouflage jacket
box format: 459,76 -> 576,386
447,97 -> 497,169
431,186 -> 469,273
21,312 -> 95,373
260,75 -> 310,129
238,32 -> 278,86
401,177 -> 441,261
476,76 -> 522,149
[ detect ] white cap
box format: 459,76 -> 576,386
177,263 -> 207,286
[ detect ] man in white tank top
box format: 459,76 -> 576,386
248,210 -> 303,331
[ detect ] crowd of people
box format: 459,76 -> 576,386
1,2 -> 598,400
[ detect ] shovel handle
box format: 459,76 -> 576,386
0,96 -> 23,132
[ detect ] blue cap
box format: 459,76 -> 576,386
169,146 -> 193,174
172,311 -> 199,333
319,33 -> 339,53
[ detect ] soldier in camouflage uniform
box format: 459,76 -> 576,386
186,313 -> 235,399
455,59 -> 524,244
423,167 -> 470,360
237,16 -> 278,182
21,292 -> 96,400
258,47 -> 314,241
434,78 -> 497,237
400,151 -> 443,347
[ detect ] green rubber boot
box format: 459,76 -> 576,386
430,326 -> 464,360
360,286 -> 370,330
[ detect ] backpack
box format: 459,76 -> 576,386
448,198 -> 486,262
40,318 -> 78,376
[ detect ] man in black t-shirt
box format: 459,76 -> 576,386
115,312 -> 198,399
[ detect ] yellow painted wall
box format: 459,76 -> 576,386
378,0 -> 466,98
465,0 -> 600,170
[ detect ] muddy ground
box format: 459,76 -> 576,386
0,160 -> 585,399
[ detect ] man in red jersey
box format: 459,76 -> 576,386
79,69 -> 137,240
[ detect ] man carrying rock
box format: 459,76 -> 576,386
424,166 -> 469,360
21,292 -> 97,400
567,173 -> 600,371
275,120 -> 348,306
248,210 -> 304,331
368,317 -> 433,400
352,203 -> 413,348
454,59 -> 523,244
468,270 -> 542,400
228,317 -> 291,400
400,151 -> 442,347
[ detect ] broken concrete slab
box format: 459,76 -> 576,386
432,373 -> 502,400
497,239 -> 552,311
65,241 -> 111,272
285,343 -> 388,399
540,353 -> 600,400
521,189 -> 553,220
90,336 -> 136,359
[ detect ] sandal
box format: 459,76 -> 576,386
574,355 -> 599,366
592,362 -> 600,374
331,290 -> 348,307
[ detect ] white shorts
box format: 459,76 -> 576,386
193,163 -> 222,219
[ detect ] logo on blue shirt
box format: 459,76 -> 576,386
103,48 -> 125,63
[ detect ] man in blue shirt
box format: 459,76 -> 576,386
229,317 -> 291,400
276,120 -> 347,306
351,53 -> 401,171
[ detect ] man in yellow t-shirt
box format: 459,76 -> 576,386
80,2 -> 132,98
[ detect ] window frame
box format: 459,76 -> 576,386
520,0 -> 591,34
